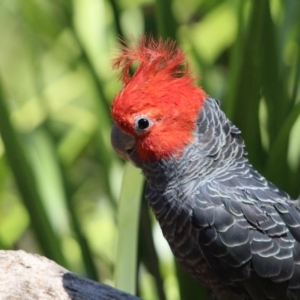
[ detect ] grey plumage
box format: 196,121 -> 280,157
139,98 -> 300,300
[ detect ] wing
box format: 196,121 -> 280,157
192,165 -> 300,300
186,97 -> 300,299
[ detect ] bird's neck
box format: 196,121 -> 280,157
141,98 -> 248,191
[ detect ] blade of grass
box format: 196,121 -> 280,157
115,163 -> 144,294
224,0 -> 246,118
58,155 -> 100,281
290,46 -> 300,109
54,126 -> 101,281
0,79 -> 67,266
289,3 -> 300,109
264,101 -> 300,193
176,261 -> 210,300
226,0 -> 267,171
260,0 -> 288,146
108,0 -> 124,38
27,126 -> 99,280
139,194 -> 166,300
154,0 -> 177,40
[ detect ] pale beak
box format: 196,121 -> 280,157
111,124 -> 136,162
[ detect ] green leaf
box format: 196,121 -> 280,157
176,261 -> 210,300
260,1 -> 288,146
115,163 -> 144,294
0,79 -> 67,266
265,101 -> 300,192
225,0 -> 267,170
155,0 -> 177,40
139,197 -> 167,300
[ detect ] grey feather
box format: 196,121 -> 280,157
139,98 -> 300,300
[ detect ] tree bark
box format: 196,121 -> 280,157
0,250 -> 140,300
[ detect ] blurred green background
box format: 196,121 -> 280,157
0,0 -> 300,299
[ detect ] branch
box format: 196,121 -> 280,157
0,250 -> 140,300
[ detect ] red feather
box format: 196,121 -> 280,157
111,36 -> 207,161
113,36 -> 191,86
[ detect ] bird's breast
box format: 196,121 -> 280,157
146,185 -> 230,294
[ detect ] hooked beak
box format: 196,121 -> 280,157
111,124 -> 136,162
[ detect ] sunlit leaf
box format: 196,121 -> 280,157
115,163 -> 144,294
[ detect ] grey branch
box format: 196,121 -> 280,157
0,250 -> 140,300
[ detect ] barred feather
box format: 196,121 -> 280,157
142,98 -> 300,300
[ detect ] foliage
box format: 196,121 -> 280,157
0,0 -> 299,299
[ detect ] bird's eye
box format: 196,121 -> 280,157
137,118 -> 150,130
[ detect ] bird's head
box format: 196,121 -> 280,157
111,36 -> 206,165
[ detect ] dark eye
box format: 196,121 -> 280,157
137,118 -> 150,130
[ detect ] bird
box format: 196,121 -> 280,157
110,36 -> 300,300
